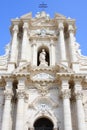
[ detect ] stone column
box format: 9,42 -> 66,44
15,77 -> 26,130
68,24 -> 79,72
61,78 -> 72,130
32,40 -> 37,66
74,80 -> 86,130
58,22 -> 67,66
1,90 -> 13,130
20,22 -> 29,65
50,40 -> 55,66
15,89 -> 25,130
10,24 -> 19,63
8,24 -> 19,71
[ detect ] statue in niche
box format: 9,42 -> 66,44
39,49 -> 48,66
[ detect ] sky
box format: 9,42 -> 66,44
0,0 -> 87,56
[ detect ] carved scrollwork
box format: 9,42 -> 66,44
4,90 -> 13,100
74,90 -> 83,100
61,89 -> 71,99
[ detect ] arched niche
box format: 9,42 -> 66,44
34,117 -> 54,130
37,46 -> 50,66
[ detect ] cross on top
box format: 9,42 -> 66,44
39,2 -> 48,11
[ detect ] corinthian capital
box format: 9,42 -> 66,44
17,89 -> 26,99
13,24 -> 19,33
58,22 -> 64,31
75,90 -> 83,100
68,25 -> 74,33
23,22 -> 29,31
61,89 -> 71,99
4,90 -> 13,100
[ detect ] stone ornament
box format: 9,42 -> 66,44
4,90 -> 13,100
61,89 -> 71,99
16,89 -> 26,99
75,90 -> 83,100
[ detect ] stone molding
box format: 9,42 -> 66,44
61,89 -> 71,99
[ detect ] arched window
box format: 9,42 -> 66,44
37,47 -> 50,66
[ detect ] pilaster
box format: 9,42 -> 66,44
32,40 -> 37,66
50,40 -> 55,66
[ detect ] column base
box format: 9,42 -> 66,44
7,62 -> 16,72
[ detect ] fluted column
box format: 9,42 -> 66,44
74,80 -> 86,130
20,22 -> 29,65
1,91 -> 13,130
15,77 -> 26,130
58,22 -> 67,66
32,40 -> 37,66
50,40 -> 55,66
61,78 -> 72,130
10,24 -> 19,63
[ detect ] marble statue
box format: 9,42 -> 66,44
39,49 -> 48,66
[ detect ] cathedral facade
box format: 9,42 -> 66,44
0,11 -> 87,130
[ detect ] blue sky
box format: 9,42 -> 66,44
0,0 -> 87,56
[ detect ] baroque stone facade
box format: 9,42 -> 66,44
0,11 -> 87,130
